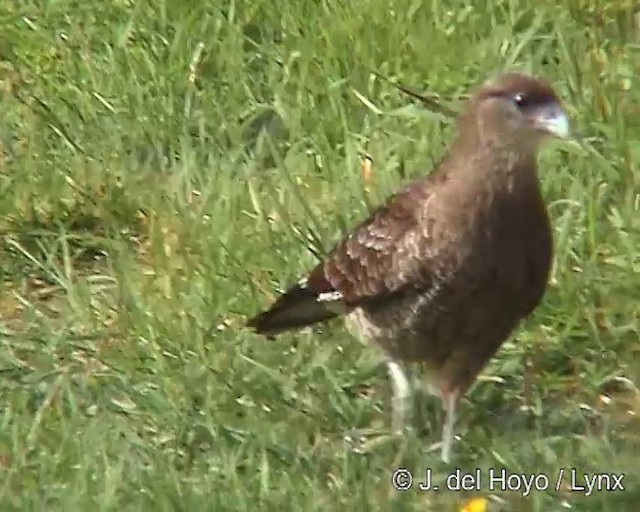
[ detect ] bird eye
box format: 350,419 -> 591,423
513,93 -> 527,108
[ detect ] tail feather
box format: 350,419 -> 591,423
247,283 -> 347,337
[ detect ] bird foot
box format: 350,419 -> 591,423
343,426 -> 409,454
424,440 -> 443,456
423,434 -> 461,463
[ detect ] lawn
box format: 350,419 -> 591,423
0,0 -> 639,510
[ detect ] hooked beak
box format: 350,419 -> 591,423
533,104 -> 570,139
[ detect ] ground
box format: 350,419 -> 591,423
0,0 -> 639,510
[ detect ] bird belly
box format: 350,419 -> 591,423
354,290 -> 515,358
346,240 -> 549,390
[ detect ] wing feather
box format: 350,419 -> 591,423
248,173 -> 464,336
306,177 -> 457,306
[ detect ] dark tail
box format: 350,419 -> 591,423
247,283 -> 345,337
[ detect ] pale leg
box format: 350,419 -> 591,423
344,359 -> 413,453
386,359 -> 413,433
441,389 -> 458,463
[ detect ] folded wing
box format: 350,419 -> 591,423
247,176 -> 462,337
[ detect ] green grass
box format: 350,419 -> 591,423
0,0 -> 639,510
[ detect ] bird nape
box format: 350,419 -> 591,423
246,72 -> 570,463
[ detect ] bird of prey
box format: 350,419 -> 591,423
247,72 -> 569,463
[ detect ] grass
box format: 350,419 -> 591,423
0,0 -> 639,509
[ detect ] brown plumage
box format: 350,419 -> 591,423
247,72 -> 569,462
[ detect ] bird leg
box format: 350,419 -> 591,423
386,359 -> 413,433
440,387 -> 459,463
344,359 -> 413,453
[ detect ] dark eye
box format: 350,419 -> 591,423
513,92 -> 528,108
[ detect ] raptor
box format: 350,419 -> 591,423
247,72 -> 569,462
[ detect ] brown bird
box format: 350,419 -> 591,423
247,72 -> 569,462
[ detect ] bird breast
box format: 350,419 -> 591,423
353,158 -> 552,366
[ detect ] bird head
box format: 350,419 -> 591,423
463,72 -> 570,148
